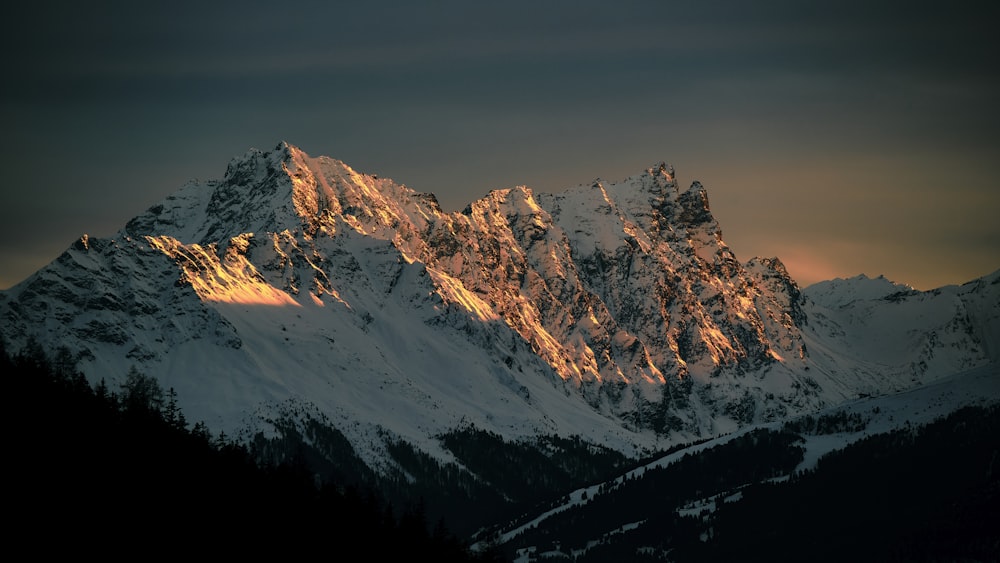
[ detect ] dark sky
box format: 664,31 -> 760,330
2,0 -> 998,290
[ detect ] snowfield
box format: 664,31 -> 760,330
1,142 -> 996,478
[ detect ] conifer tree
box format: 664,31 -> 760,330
164,387 -> 186,430
120,366 -> 164,414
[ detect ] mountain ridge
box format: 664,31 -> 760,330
2,142 -> 996,473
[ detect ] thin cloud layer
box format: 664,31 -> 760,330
1,1 -> 997,290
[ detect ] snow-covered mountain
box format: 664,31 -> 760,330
800,270 -> 999,394
803,273 -> 915,309
2,142 -> 997,473
482,362 -> 1000,561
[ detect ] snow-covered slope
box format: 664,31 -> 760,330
1,142 -> 996,472
799,270 -> 1000,395
486,362 -> 1000,560
803,274 -> 915,309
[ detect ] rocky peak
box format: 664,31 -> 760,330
676,181 -> 714,228
646,161 -> 676,188
745,256 -> 807,326
12,142 -> 986,467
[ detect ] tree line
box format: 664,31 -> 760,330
1,337 -> 506,561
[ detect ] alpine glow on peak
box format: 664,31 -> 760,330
2,142 -> 996,474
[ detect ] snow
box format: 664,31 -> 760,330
792,362 -> 1000,473
803,273 -> 915,309
2,142 -> 996,501
797,270 -> 998,397
145,235 -> 302,307
491,362 -> 999,556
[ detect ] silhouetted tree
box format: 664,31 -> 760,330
164,387 -> 186,430
120,366 -> 164,414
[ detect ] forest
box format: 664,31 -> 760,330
5,335 -> 997,561
2,338 -> 505,561
498,402 -> 999,562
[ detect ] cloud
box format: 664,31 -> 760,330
1,1 -> 997,291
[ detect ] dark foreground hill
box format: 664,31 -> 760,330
3,339 -> 506,561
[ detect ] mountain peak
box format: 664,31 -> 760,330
275,139 -> 297,152
646,161 -> 676,192
803,273 -> 916,308
677,180 -> 715,227
648,161 -> 674,179
3,142 -> 996,498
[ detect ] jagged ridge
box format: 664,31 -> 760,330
2,142 -> 996,469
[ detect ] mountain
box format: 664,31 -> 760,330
800,270 -> 999,392
476,364 -> 1000,561
2,142 -> 997,524
803,273 -> 916,309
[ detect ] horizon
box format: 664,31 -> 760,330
2,1 -> 998,291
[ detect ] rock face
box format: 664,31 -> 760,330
2,142 -> 996,466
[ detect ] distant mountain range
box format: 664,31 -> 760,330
2,142 -> 997,554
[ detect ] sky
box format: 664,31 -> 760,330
1,0 -> 998,291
